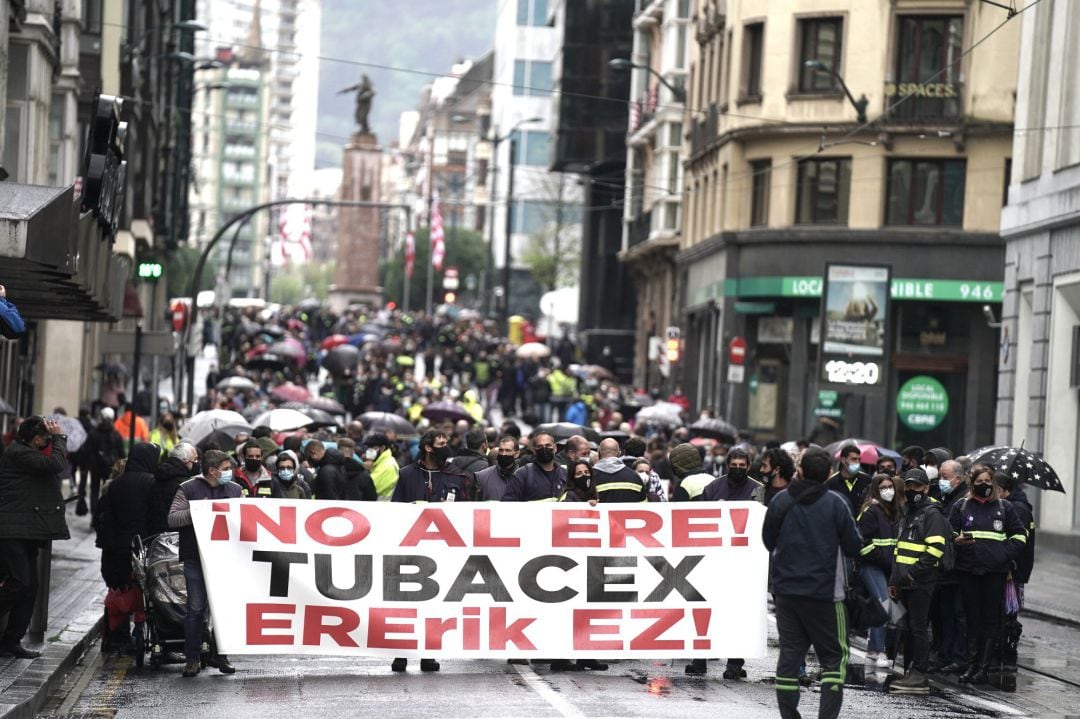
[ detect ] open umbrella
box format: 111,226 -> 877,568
634,402 -> 684,428
346,332 -> 378,347
46,414 -> 88,452
180,409 -> 252,444
320,334 -> 349,350
823,438 -> 902,462
251,408 -> 316,433
575,364 -> 616,381
297,298 -> 322,312
300,408 -> 339,429
968,446 -> 1065,493
244,354 -> 286,371
516,342 -> 551,360
0,397 -> 15,415
689,417 -> 738,444
535,422 -> 601,444
422,401 -> 475,425
270,382 -> 311,403
322,344 -> 360,375
216,376 -> 257,392
358,411 -> 416,437
267,339 -> 307,367
306,396 -> 347,415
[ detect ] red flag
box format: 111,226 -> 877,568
431,195 -> 446,271
404,231 -> 416,279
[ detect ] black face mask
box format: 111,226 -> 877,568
244,458 -> 262,473
973,483 -> 993,499
497,454 -> 517,470
162,421 -> 175,431
432,445 -> 452,464
728,467 -> 748,484
905,488 -> 925,506
534,447 -> 556,464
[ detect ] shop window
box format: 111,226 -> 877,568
750,158 -> 771,226
795,157 -> 850,224
798,17 -> 843,92
886,159 -> 965,226
741,22 -> 764,100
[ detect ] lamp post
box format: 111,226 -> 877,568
803,59 -> 869,124
608,58 -> 686,102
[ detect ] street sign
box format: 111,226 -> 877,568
896,375 -> 949,430
443,266 -> 459,291
100,330 -> 175,357
729,336 -> 747,365
727,364 -> 745,383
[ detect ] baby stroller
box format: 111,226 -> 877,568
132,532 -> 191,669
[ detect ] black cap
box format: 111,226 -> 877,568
902,468 -> 930,485
364,432 -> 389,448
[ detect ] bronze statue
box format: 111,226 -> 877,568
338,74 -> 375,134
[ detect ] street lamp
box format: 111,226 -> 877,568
803,60 -> 869,124
608,58 -> 687,102
492,116 -> 543,327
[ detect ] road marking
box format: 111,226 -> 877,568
512,663 -> 587,718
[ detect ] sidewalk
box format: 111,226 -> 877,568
0,507 -> 105,719
1021,545 -> 1080,625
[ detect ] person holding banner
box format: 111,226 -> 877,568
762,446 -> 863,719
475,435 -> 519,501
168,449 -> 241,678
501,431 -> 566,502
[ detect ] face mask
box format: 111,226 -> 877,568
244,458 -> 262,473
973,483 -> 993,499
535,447 -> 556,464
638,471 -> 650,483
905,488 -> 924,505
728,467 -> 748,483
880,487 -> 895,503
218,470 -> 234,484
433,445 -> 452,463
162,421 -> 175,431
939,478 -> 953,495
923,466 -> 939,481
278,469 -> 295,483
847,462 -> 861,476
497,454 -> 517,470
364,448 -> 378,460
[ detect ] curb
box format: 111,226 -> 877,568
0,600 -> 103,719
1022,604 -> 1080,628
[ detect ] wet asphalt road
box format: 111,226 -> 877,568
40,614 -> 1080,719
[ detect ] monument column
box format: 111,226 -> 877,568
329,132 -> 383,310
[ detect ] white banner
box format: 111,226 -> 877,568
191,500 -> 769,659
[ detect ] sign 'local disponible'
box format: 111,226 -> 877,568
191,501 -> 769,659
897,375 -> 949,430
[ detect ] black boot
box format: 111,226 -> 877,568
958,639 -> 981,684
970,640 -> 992,685
684,658 -> 707,675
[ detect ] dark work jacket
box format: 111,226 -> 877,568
856,501 -> 898,573
146,457 -> 193,536
702,474 -> 762,501
1007,489 -> 1036,583
0,436 -> 70,541
502,462 -> 566,502
891,498 -> 951,588
451,449 -> 489,477
763,481 -> 862,602
475,464 -> 513,501
948,497 -> 1026,576
392,462 -> 471,503
94,442 -> 160,551
254,475 -> 312,500
592,457 -> 647,503
171,476 -> 242,563
87,423 -> 125,475
311,449 -> 348,500
825,470 -> 872,518
341,458 -> 377,501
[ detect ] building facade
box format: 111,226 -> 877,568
996,1 -> 1080,549
678,0 -> 1017,448
619,0 -> 692,388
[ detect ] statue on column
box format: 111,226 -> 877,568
337,74 -> 376,134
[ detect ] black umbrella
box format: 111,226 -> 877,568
301,408 -> 339,429
297,298 -> 322,312
307,396 -> 347,415
689,417 -> 739,444
322,344 -> 361,375
0,397 -> 15,415
968,446 -> 1065,493
358,411 -> 416,437
422,401 -> 474,425
535,422 -> 601,444
245,354 -> 287,371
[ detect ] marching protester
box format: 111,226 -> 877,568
364,433 -> 400,500
762,446 -> 863,719
168,449 -> 240,677
475,435 -> 518,501
754,447 -> 794,506
501,431 -> 565,502
702,447 -> 761,502
146,443 -> 198,536
264,449 -> 311,499
235,440 -> 270,497
592,438 -> 647,503
82,406 -> 125,516
856,473 -> 902,669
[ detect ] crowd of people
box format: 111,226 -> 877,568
0,304 -> 1040,719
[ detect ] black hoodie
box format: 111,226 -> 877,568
146,456 -> 194,535
95,441 -> 160,551
312,448 -> 349,500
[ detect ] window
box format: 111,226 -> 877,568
511,130 -> 551,166
798,17 -> 843,92
82,0 -> 102,34
47,93 -> 66,187
513,60 -> 553,96
796,158 -> 850,224
516,0 -> 548,26
742,22 -> 764,99
886,159 -> 965,226
1003,158 -> 1012,207
511,200 -> 553,235
892,16 -> 963,121
749,159 -> 771,226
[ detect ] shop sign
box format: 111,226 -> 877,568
732,277 -> 1003,303
813,390 -> 844,419
896,375 -> 949,431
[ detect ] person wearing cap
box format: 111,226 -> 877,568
0,416 -> 69,658
762,446 -> 862,719
261,450 -> 311,500
888,467 -> 951,694
363,433 -> 399,500
669,443 -> 713,503
825,443 -> 872,518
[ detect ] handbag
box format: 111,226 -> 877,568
844,582 -> 889,633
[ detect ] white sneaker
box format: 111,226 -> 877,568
876,656 -> 892,670
864,651 -> 880,664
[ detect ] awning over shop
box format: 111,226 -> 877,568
0,182 -> 128,321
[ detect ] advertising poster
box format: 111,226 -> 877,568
822,265 -> 890,356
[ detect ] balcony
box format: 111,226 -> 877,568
629,84 -> 659,136
882,81 -> 962,124
690,103 -> 719,157
628,209 -> 652,248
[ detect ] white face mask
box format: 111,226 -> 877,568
923,465 -> 939,481
364,448 -> 378,460
637,471 -> 649,482
880,487 -> 896,503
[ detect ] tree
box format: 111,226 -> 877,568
269,261 -> 335,305
516,174 -> 582,292
166,246 -> 217,299
380,226 -> 488,310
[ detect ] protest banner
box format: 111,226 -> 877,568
190,500 -> 769,659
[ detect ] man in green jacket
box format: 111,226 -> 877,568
363,433 -> 400,500
0,416 -> 70,658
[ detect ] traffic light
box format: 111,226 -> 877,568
444,291 -> 457,305
665,326 -> 681,363
138,261 -> 163,280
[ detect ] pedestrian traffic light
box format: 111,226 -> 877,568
137,261 -> 163,280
